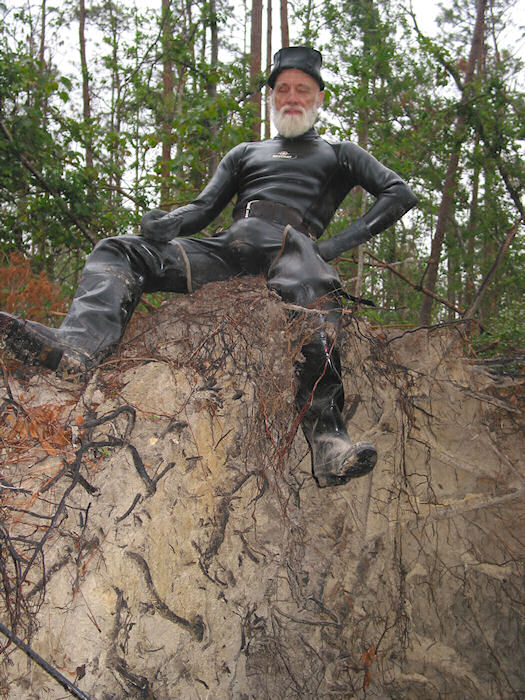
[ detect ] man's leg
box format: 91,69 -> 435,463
295,330 -> 377,487
267,225 -> 377,487
0,237 -> 145,373
0,233 -> 235,375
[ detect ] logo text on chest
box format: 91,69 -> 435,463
272,151 -> 297,159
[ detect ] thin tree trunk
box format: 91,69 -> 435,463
132,11 -> 142,211
250,0 -> 263,140
354,0 -> 373,300
355,190 -> 367,298
38,0 -> 48,265
280,0 -> 289,47
464,143 -> 480,307
109,3 -> 122,204
79,0 -> 93,170
418,0 -> 487,325
208,0 -> 219,172
446,232 -> 458,322
39,0 -> 46,65
264,0 -> 272,139
160,0 -> 175,206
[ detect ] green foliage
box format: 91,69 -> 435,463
309,0 -> 524,339
473,297 -> 525,356
0,0 -> 522,350
0,31 -> 141,276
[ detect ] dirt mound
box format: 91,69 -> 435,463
0,277 -> 523,699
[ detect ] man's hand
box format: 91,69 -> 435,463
317,219 -> 371,262
140,208 -> 182,243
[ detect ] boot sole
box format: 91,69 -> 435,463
0,312 -> 63,369
314,443 -> 378,488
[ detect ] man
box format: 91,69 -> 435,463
0,47 -> 417,488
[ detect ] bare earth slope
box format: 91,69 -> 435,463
1,277 -> 523,699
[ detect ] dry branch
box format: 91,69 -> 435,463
0,119 -> 96,245
361,249 -> 464,315
463,220 -> 521,319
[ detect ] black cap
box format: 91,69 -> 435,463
267,46 -> 324,90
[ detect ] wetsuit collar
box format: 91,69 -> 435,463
274,127 -> 318,142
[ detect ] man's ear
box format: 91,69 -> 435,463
317,90 -> 325,108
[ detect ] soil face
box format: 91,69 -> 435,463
0,278 -> 523,699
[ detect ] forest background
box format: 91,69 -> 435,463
0,0 -> 523,353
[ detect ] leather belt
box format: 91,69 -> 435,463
235,200 -> 313,238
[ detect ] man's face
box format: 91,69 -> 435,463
270,69 -> 324,138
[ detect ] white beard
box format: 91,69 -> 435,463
271,102 -> 318,138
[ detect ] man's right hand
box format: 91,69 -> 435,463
140,208 -> 182,243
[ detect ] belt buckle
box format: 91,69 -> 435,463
245,201 -> 254,218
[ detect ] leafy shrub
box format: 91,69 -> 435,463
0,252 -> 67,325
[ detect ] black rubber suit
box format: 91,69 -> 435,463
2,129 -> 417,486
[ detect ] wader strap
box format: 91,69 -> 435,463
267,224 -> 292,277
172,239 -> 193,294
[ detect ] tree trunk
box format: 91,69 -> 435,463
109,2 -> 122,205
280,0 -> 289,47
160,0 -> 175,206
446,231 -> 458,322
208,0 -> 219,172
79,0 -> 93,170
418,0 -> 487,326
354,0 -> 374,300
38,0 -> 49,265
250,0 -> 263,140
264,0 -> 272,139
39,0 -> 46,66
463,142 -> 480,308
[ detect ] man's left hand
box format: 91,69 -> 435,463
317,220 -> 371,262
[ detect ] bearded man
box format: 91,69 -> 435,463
0,47 -> 417,488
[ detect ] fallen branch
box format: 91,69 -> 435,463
0,620 -> 91,699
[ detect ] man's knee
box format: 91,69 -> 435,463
85,235 -> 156,276
90,234 -> 142,258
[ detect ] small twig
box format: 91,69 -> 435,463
0,620 -> 91,699
463,221 -> 521,319
363,249 -> 464,315
115,493 -> 143,523
273,606 -> 340,628
126,443 -> 155,494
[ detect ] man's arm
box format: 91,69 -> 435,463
140,145 -> 245,243
317,143 -> 417,262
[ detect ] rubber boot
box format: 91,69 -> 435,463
0,247 -> 144,377
0,313 -> 86,373
297,331 -> 377,487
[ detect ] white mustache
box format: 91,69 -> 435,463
279,105 -> 307,117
